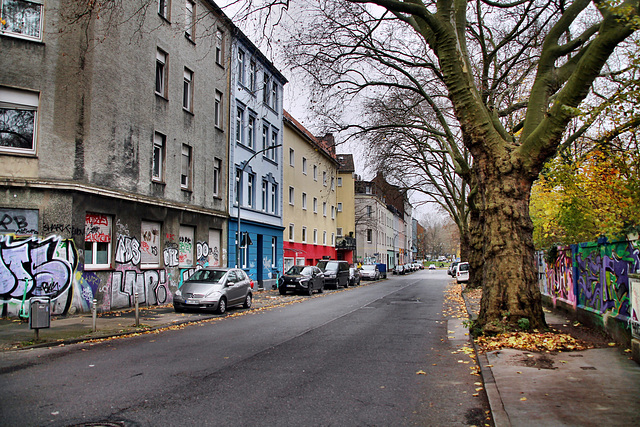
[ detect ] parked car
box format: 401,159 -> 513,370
447,261 -> 460,276
393,264 -> 405,275
278,265 -> 325,296
376,263 -> 388,278
349,267 -> 361,286
429,264 -> 436,270
456,262 -> 470,283
316,260 -> 350,289
360,264 -> 380,280
173,268 -> 253,314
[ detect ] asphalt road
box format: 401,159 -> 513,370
0,270 -> 490,426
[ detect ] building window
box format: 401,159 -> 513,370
337,227 -> 343,237
247,115 -> 255,149
271,81 -> 278,110
247,174 -> 255,208
337,177 -> 342,187
288,186 -> 294,205
155,49 -> 168,97
272,237 -> 277,267
331,206 -> 335,219
313,197 -> 317,213
289,148 -> 295,166
240,233 -> 249,268
249,60 -> 257,91
289,223 -> 294,241
337,202 -> 342,212
183,68 -> 193,112
262,125 -> 268,152
367,205 -> 372,217
302,226 -> 307,243
141,221 -> 161,268
185,0 -> 195,40
237,49 -> 246,86
152,132 -> 165,182
269,130 -> 278,161
214,90 -> 222,128
215,28 -> 223,65
235,169 -> 242,205
271,183 -> 277,214
313,165 -> 318,181
236,107 -> 244,144
323,231 -> 327,245
263,73 -> 271,105
366,229 -> 372,243
302,192 -> 307,210
313,229 -> 318,244
181,144 -> 192,190
158,0 -> 170,19
1,0 -> 42,41
262,180 -> 268,211
331,177 -> 335,191
179,225 -> 195,267
322,202 -> 327,217
366,185 -> 372,194
0,86 -> 38,155
322,171 -> 327,186
331,233 -> 335,246
213,157 -> 221,197
84,213 -> 112,269
302,157 -> 307,174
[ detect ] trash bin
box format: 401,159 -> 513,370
29,297 -> 51,330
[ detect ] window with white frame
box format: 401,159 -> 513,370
331,206 -> 335,219
269,129 -> 278,161
323,202 -> 327,216
152,132 -> 165,182
271,183 -> 277,214
313,165 -> 318,180
313,229 -> 318,244
337,177 -> 342,187
1,0 -> 43,41
158,0 -> 170,19
247,115 -> 255,149
302,192 -> 307,210
331,177 -> 335,190
213,157 -> 221,197
141,221 -> 161,268
288,223 -> 294,241
271,81 -> 278,110
367,205 -> 372,217
155,49 -> 168,97
249,60 -> 257,91
366,229 -> 372,243
302,157 -> 307,174
323,231 -> 327,245
183,68 -> 193,112
262,124 -> 268,151
247,174 -> 255,208
331,233 -> 335,246
236,107 -> 244,144
336,227 -> 343,237
263,73 -> 271,104
337,202 -> 342,212
181,144 -> 192,190
235,169 -> 242,205
288,186 -> 294,205
0,86 -> 38,155
302,226 -> 307,243
237,49 -> 246,85
289,148 -> 294,166
84,213 -> 112,269
271,237 -> 277,267
215,28 -> 223,65
262,180 -> 267,211
184,0 -> 195,40
313,197 -> 317,213
214,90 -> 222,128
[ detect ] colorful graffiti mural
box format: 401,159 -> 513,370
539,239 -> 640,322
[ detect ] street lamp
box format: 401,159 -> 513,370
235,143 -> 281,268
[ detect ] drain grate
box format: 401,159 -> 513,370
580,366 -> 597,370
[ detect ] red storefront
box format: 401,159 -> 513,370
283,242 -> 337,271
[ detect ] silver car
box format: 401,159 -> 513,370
360,264 -> 380,280
173,268 -> 253,314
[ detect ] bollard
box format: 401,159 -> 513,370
134,292 -> 140,327
92,299 -> 97,332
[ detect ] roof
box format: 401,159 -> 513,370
336,153 -> 355,173
283,110 -> 339,164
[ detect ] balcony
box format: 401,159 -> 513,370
336,236 -> 356,251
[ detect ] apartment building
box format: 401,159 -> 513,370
335,154 -> 356,264
0,0 -> 232,315
282,112 -> 339,271
227,28 -> 287,289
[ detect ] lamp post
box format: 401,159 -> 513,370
235,143 -> 281,268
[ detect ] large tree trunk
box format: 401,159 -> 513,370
473,154 -> 547,332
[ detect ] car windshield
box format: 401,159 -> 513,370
286,266 -> 314,275
187,269 -> 226,283
317,261 -> 338,271
362,265 -> 375,270
459,263 -> 469,271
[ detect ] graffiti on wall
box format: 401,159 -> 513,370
0,235 -> 77,302
0,208 -> 39,235
540,239 -> 640,321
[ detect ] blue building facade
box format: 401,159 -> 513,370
227,28 -> 287,289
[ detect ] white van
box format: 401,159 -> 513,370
456,262 -> 469,283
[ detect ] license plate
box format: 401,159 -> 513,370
286,284 -> 295,288
186,299 -> 199,304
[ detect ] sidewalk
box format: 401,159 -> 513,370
463,289 -> 640,427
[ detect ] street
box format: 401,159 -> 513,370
0,270 -> 489,426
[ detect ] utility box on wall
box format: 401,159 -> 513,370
29,297 -> 51,330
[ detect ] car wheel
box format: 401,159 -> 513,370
344,280 -> 348,288
307,284 -> 314,296
216,297 -> 227,314
243,293 -> 252,308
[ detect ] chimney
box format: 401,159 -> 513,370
321,133 -> 336,157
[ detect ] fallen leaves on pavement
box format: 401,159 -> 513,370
475,331 -> 593,352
